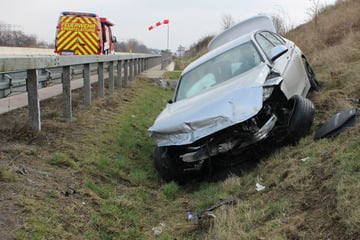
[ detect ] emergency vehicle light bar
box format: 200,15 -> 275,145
62,11 -> 98,17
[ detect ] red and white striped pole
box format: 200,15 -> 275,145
148,19 -> 170,50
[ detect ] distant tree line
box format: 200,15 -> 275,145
0,22 -> 52,48
114,39 -> 154,54
184,35 -> 213,58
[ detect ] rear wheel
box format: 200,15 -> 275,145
303,58 -> 320,91
288,95 -> 315,140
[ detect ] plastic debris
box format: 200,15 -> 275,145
301,157 -> 310,162
256,183 -> 266,191
16,164 -> 27,175
186,211 -> 194,221
191,193 -> 245,225
62,187 -> 76,197
152,222 -> 166,237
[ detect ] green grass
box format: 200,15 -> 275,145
15,74 -> 360,239
161,181 -> 180,199
163,70 -> 182,80
47,152 -> 77,168
13,2 -> 360,237
0,167 -> 17,182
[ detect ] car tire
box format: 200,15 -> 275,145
288,95 -> 315,140
303,58 -> 320,91
153,147 -> 188,184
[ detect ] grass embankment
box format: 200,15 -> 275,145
14,70 -> 358,239
4,0 -> 360,239
11,78 -> 239,239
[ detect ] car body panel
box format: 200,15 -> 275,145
270,41 -> 311,98
208,15 -> 276,51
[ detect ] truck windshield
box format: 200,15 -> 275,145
175,41 -> 261,101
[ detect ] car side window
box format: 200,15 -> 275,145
255,33 -> 275,59
271,32 -> 286,45
261,32 -> 285,46
255,31 -> 287,60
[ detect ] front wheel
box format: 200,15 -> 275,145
287,95 -> 315,141
153,147 -> 192,184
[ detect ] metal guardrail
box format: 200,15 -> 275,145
0,52 -> 165,131
1,64 -> 124,98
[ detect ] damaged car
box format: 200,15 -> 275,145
148,15 -> 319,183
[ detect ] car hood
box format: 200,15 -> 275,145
148,64 -> 270,146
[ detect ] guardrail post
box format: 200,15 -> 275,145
138,59 -> 142,74
62,66 -> 73,121
136,59 -> 140,75
83,63 -> 91,106
139,58 -> 143,72
123,60 -> 128,87
134,59 -> 138,77
108,61 -> 114,94
144,58 -> 147,70
116,60 -> 122,88
98,62 -> 104,98
136,58 -> 140,75
129,60 -> 133,82
26,69 -> 41,131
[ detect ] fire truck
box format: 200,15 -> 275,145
55,11 -> 117,55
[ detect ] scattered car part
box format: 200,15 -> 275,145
314,108 -> 357,140
192,193 -> 245,225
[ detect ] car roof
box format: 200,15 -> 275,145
208,15 -> 276,51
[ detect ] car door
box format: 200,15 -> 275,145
255,31 -> 310,98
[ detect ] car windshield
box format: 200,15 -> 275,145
175,41 -> 262,101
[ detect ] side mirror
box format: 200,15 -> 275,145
167,99 -> 173,104
111,36 -> 117,43
270,45 -> 288,62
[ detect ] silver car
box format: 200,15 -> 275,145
148,15 -> 319,183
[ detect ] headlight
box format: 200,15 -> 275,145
263,76 -> 282,101
263,86 -> 274,101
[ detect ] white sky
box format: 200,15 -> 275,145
1,0 -> 336,52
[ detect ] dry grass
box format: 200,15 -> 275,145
1,1 -> 360,239
202,1 -> 360,239
287,0 -> 360,122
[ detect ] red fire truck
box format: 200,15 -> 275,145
55,11 -> 117,55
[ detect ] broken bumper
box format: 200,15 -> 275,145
181,114 -> 278,163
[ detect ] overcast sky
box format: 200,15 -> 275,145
1,0 -> 336,52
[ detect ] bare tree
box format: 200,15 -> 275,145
307,0 -> 324,27
220,14 -> 235,30
271,15 -> 288,35
266,5 -> 294,36
0,22 -> 48,47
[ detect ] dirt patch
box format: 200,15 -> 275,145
280,155 -> 352,239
